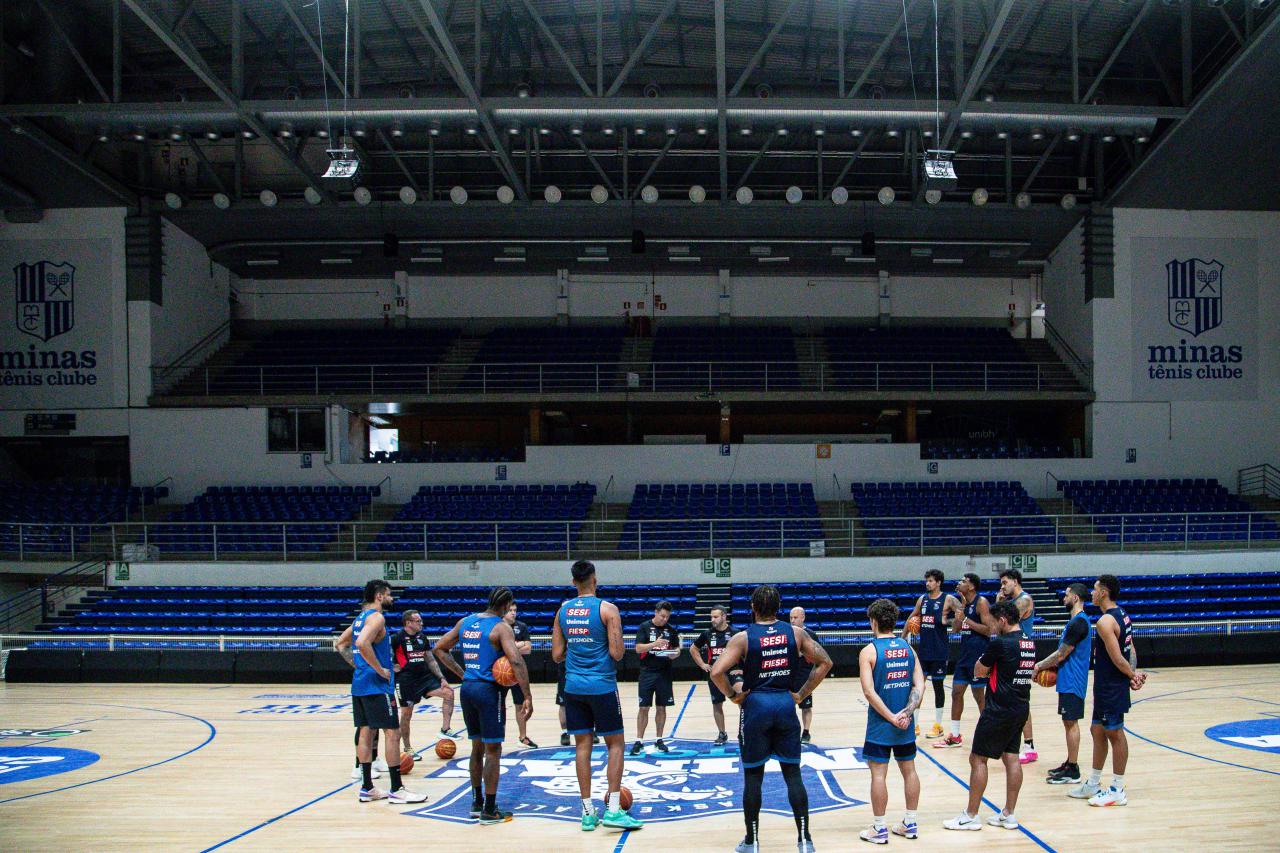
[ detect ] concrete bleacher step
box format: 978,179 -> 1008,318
795,334 -> 827,387
158,340 -> 254,397
619,337 -> 653,387
694,583 -> 733,631
574,502 -> 623,554
817,501 -> 851,555
1020,578 -> 1070,629
435,337 -> 486,392
1015,339 -> 1083,390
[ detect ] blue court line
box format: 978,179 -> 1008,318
1236,695 -> 1280,708
0,703 -> 216,805
613,683 -> 698,852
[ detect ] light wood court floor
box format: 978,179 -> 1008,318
1,664 -> 1277,851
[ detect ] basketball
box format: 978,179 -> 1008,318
904,616 -> 921,635
1034,668 -> 1058,688
435,738 -> 457,760
619,786 -> 633,811
492,656 -> 518,687
399,752 -> 415,774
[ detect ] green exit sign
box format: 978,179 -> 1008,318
1010,554 -> 1038,573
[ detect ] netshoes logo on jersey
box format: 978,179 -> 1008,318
408,738 -> 867,824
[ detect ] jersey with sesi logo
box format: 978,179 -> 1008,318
978,629 -> 1037,718
743,621 -> 799,692
557,595 -> 617,695
867,637 -> 918,747
917,594 -> 949,660
693,626 -> 739,668
459,613 -> 502,683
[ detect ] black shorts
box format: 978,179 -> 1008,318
638,669 -> 675,707
564,690 -> 625,737
1057,692 -> 1085,722
797,693 -> 813,711
863,741 -> 917,763
396,674 -> 443,707
353,692 -> 399,730
504,684 -> 526,706
709,673 -> 744,705
971,710 -> 1028,759
555,670 -> 566,706
920,658 -> 947,681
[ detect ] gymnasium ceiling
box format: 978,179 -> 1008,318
0,0 -> 1276,277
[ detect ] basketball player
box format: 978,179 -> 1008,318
903,570 -> 960,739
789,606 -> 823,744
935,573 -> 993,749
551,560 -> 643,832
433,587 -> 532,824
335,618 -> 382,780
998,568 -> 1037,763
1069,575 -> 1147,806
631,600 -> 680,755
503,602 -> 538,748
943,600 -> 1035,832
391,609 -> 456,754
711,584 -> 832,853
690,605 -> 741,745
337,580 -> 427,804
858,598 -> 925,844
1033,583 -> 1092,784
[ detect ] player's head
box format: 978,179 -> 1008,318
789,606 -> 806,626
999,568 -> 1023,595
925,568 -> 944,592
401,609 -> 422,634
362,579 -> 393,607
1093,574 -> 1121,607
959,572 -> 981,596
867,598 -> 898,634
1063,582 -> 1090,609
570,559 -> 597,591
709,606 -> 728,630
990,599 -> 1021,632
503,602 -> 519,624
652,600 -> 672,627
749,584 -> 781,621
488,586 -> 515,616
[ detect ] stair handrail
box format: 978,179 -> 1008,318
150,319 -> 232,394
1042,318 -> 1093,390
1238,463 -> 1280,499
600,475 -> 615,521
0,557 -> 109,634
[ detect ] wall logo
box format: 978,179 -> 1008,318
408,738 -> 866,824
1166,258 -> 1222,337
1204,718 -> 1280,755
15,261 -> 75,342
0,746 -> 100,784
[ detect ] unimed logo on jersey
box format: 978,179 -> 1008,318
407,738 -> 866,824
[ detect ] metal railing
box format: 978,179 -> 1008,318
0,558 -> 109,633
149,319 -> 232,395
1042,319 -> 1093,390
2,511 -> 1277,562
150,359 -> 1083,397
1239,464 -> 1280,499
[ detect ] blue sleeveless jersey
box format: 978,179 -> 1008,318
1057,611 -> 1091,699
957,594 -> 991,664
1014,590 -> 1036,635
351,607 -> 394,696
460,613 -> 503,683
1093,606 -> 1133,711
918,594 -> 949,660
866,637 -> 917,747
558,595 -> 617,695
743,621 -> 799,692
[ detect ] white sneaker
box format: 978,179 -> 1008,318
358,787 -> 387,802
859,825 -> 888,845
986,812 -> 1019,830
1088,786 -> 1127,807
734,841 -> 760,853
943,812 -> 983,831
1068,780 -> 1102,799
891,821 -> 918,839
388,787 -> 428,804
351,765 -> 381,780
372,758 -> 389,772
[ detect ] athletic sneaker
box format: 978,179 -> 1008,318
797,840 -> 817,852
943,812 -> 983,831
933,733 -> 963,748
561,732 -> 570,747
734,840 -> 760,853
986,812 -> 1019,830
601,808 -> 644,830
1088,786 -> 1128,807
629,740 -> 644,756
914,722 -> 921,737
801,730 -> 811,744
372,757 -> 389,772
1068,780 -> 1102,799
654,739 -> 670,754
859,825 -> 889,845
714,731 -> 729,746
388,787 -> 428,804
1046,760 -> 1069,776
358,787 -> 388,803
470,800 -> 483,818
351,765 -> 382,780
927,723 -> 945,738
1019,748 -> 1038,764
1048,764 -> 1082,785
479,809 -> 514,824
891,821 -> 918,839
581,812 -> 599,832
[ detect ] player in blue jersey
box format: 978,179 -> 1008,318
936,572 -> 994,749
551,560 -> 642,833
1069,575 -> 1147,807
434,586 -> 532,825
998,568 -> 1038,764
1034,583 -> 1092,785
335,579 -> 427,805
903,569 -> 961,739
858,598 -> 926,845
712,584 -> 832,853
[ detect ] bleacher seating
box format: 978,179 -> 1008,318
650,325 -> 800,390
457,326 -> 625,392
1057,572 -> 1280,625
370,483 -> 596,554
618,482 -> 824,552
731,580 -> 947,633
149,485 -> 377,555
367,447 -> 517,464
1060,478 -> 1280,544
824,326 -> 1044,390
0,483 -> 165,554
922,438 -> 1071,460
851,481 -> 1057,549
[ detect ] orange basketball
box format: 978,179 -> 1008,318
492,656 -> 518,687
435,738 -> 457,759
619,785 -> 633,811
399,752 -> 415,774
1034,668 -> 1057,688
904,616 -> 921,635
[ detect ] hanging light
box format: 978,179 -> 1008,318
259,189 -> 278,207
497,186 -> 516,204
450,186 -> 468,204
277,122 -> 295,139
785,186 -> 803,204
925,188 -> 943,205
164,192 -> 183,210
169,125 -> 184,141
972,187 -> 990,206
640,185 -> 659,203
831,186 -> 849,205
399,186 -> 417,205
304,186 -> 323,205
1061,193 -> 1078,210
353,186 -> 373,205
590,185 -> 609,204
736,186 -> 754,205
877,186 -> 896,205
688,185 -> 707,203
1015,191 -> 1032,209
544,185 -> 562,203
212,192 -> 231,210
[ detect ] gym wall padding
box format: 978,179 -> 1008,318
5,648 -> 84,683
158,649 -> 237,683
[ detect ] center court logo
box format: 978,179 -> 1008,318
407,737 -> 867,824
1204,718 -> 1280,755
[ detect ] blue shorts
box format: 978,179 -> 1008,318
863,741 -> 917,763
708,673 -> 744,705
1092,697 -> 1128,730
461,680 -> 505,743
953,660 -> 987,688
921,658 -> 947,681
738,690 -> 801,768
563,690 -> 624,737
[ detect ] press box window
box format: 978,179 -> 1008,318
268,407 -> 326,453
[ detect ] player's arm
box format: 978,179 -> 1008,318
635,623 -> 660,654
1017,594 -> 1035,620
689,633 -> 711,672
974,637 -> 999,679
551,606 -> 567,663
601,601 -> 625,661
423,642 -> 446,681
354,612 -> 390,680
1037,617 -> 1086,672
333,625 -> 356,667
710,632 -> 747,703
391,632 -> 406,673
432,618 -> 467,679
495,621 -> 533,718
966,596 -> 996,637
1097,615 -> 1140,683
793,625 -> 832,702
943,594 -> 961,627
901,595 -> 924,639
516,631 -> 532,656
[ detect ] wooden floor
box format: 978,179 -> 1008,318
1,664 -> 1278,851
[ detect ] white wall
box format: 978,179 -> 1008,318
1041,220 -> 1092,361
236,277 -> 397,321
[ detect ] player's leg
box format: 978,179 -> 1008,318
926,664 -> 947,737
633,674 -> 652,753
946,714 -> 996,829
563,692 -> 598,828
964,753 -> 989,816
993,750 -> 1023,827
860,751 -> 891,844
654,705 -> 667,740
800,702 -> 813,743
1088,722 -> 1129,807
711,685 -> 727,740
1020,714 -> 1037,763
769,695 -> 810,846
428,683 -> 455,734
780,761 -> 811,847
460,682 -> 486,815
478,684 -> 510,822
735,695 -> 767,851
399,704 -> 415,752
739,764 -> 766,851
972,684 -> 986,713
597,690 -> 642,829
1070,721 -> 1108,799
894,756 -> 921,838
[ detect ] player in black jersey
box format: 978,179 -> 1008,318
391,610 -> 455,753
789,606 -> 823,744
690,605 -> 741,745
503,602 -> 538,748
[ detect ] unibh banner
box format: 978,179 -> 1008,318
1130,238 -> 1258,401
0,239 -> 113,407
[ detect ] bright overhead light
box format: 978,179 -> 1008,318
877,186 -> 896,205
972,187 -> 989,206
570,122 -> 583,136
740,125 -> 753,136
996,130 -> 1009,140
169,125 -> 184,141
213,192 -> 231,210
131,126 -> 147,141
633,125 -> 647,136
429,121 -> 442,136
921,127 -> 935,139
925,188 -> 943,205
497,185 -> 515,204
666,123 -> 679,136
539,126 -> 550,136
736,186 -> 753,205
688,185 -> 706,204
353,186 -> 373,205
399,186 -> 417,205
785,186 -> 803,204
164,192 -> 183,210
851,127 -> 864,137
544,185 -> 562,203
590,184 -> 609,204
390,121 -> 404,138
1066,127 -> 1082,142
450,186 -> 468,204
205,127 -> 221,140
507,123 -> 520,136
602,124 -> 615,136
885,128 -> 901,138
1015,191 -> 1032,209
321,257 -> 353,265
96,126 -> 111,143
315,127 -> 330,139
696,124 -> 709,136
465,123 -> 478,136
1030,127 -> 1045,141
641,185 -> 659,203
813,123 -> 826,137
352,121 -> 368,138
1061,193 -> 1078,210
241,128 -> 256,140
304,186 -> 323,205
277,122 -> 294,139
1101,131 -> 1116,143
831,186 -> 849,205
1136,132 -> 1150,143
776,125 -> 789,136
259,189 -> 278,207
959,128 -> 973,140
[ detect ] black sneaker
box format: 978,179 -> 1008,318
479,808 -> 514,825
629,740 -> 644,756
1046,760 -> 1069,777
1048,764 -> 1082,785
714,731 -> 728,746
800,730 -> 811,745
654,739 -> 670,754
560,732 -> 570,747
592,735 -> 601,745
470,801 -> 483,817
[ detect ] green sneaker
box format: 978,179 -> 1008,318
601,808 -> 644,830
581,812 -> 599,832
